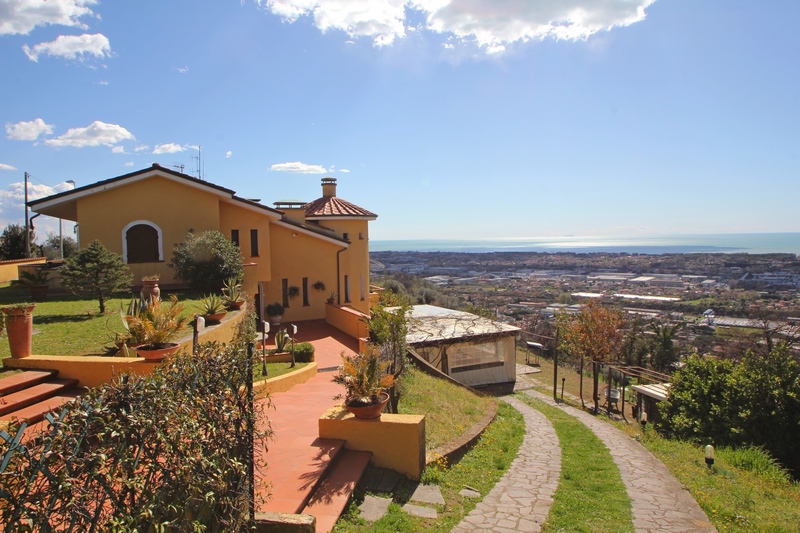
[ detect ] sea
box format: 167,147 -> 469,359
370,233 -> 800,255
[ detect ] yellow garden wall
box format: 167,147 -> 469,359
319,407 -> 426,480
0,259 -> 46,283
254,361 -> 317,395
3,306 -> 246,389
325,303 -> 368,340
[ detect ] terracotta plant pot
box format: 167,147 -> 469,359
136,342 -> 180,362
344,392 -> 390,420
226,300 -> 245,310
141,279 -> 161,301
203,312 -> 227,324
2,305 -> 35,358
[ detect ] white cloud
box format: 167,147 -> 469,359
0,163 -> 18,171
263,0 -> 407,46
134,145 -> 149,152
124,161 -> 134,167
0,179 -> 77,237
259,0 -> 654,52
174,66 -> 189,74
339,168 -> 350,173
225,150 -> 232,158
0,0 -> 98,36
153,143 -> 186,154
270,161 -> 329,174
419,0 -> 655,48
44,120 -> 134,148
112,145 -> 125,154
6,118 -> 54,141
23,33 -> 110,61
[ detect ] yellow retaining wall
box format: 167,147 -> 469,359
325,303 -> 368,340
319,407 -> 425,480
254,362 -> 317,395
0,258 -> 46,283
3,307 -> 247,389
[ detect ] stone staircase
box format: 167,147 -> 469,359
258,437 -> 372,533
0,370 -> 85,440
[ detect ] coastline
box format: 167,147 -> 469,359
370,233 -> 800,255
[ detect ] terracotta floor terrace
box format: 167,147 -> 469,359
254,319 -> 360,525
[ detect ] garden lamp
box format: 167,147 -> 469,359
705,445 -> 715,469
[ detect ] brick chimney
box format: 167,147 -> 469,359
321,177 -> 337,198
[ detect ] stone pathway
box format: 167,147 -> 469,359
517,375 -> 717,533
451,396 -> 562,533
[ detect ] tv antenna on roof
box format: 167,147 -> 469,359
191,145 -> 204,180
172,164 -> 185,173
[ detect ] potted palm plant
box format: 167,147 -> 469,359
125,295 -> 188,361
197,293 -> 227,323
333,347 -> 396,419
222,276 -> 245,310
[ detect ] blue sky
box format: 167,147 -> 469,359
1,0 -> 798,242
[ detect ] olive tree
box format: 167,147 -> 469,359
60,240 -> 133,313
170,230 -> 243,291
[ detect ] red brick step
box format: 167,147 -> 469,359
303,449 -> 372,533
259,438 -> 346,514
0,370 -> 58,396
0,378 -> 79,416
0,388 -> 84,426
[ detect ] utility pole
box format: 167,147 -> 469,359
24,172 -> 30,258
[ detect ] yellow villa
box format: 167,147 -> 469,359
28,163 -> 377,324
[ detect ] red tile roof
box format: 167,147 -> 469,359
304,196 -> 377,218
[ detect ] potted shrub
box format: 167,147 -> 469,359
197,294 -> 227,323
1,303 -> 36,358
266,302 -> 284,327
312,280 -> 326,292
222,276 -> 245,310
19,269 -> 50,301
125,295 -> 188,361
333,347 -> 396,419
287,285 -> 300,301
140,274 -> 161,301
327,292 -> 336,305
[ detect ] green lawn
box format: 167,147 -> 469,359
333,402 -> 525,533
0,283 -> 204,368
518,394 -> 634,533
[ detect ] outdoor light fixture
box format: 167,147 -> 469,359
705,445 -> 715,469
262,321 -> 269,376
290,324 -> 297,368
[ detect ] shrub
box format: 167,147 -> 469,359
0,323 -> 270,531
170,230 -> 243,291
294,341 -> 315,363
659,345 -> 800,475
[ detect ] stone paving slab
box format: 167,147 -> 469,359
410,483 -> 445,505
358,494 -> 392,522
519,383 -> 717,533
450,395 -> 561,533
403,503 -> 438,519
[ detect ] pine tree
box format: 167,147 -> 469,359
60,240 -> 133,313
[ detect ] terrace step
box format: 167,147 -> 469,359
0,388 -> 85,427
259,438 -> 346,515
0,378 -> 79,416
302,449 -> 372,533
0,370 -> 58,396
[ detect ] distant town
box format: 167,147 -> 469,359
371,251 -> 800,358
